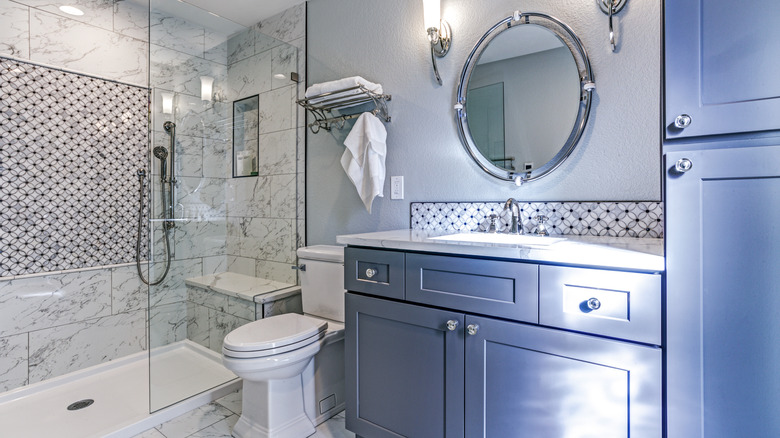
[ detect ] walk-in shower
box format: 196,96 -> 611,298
0,0 -> 304,434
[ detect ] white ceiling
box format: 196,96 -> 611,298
180,0 -> 305,28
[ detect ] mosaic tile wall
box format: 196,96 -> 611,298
0,57 -> 148,277
411,201 -> 663,238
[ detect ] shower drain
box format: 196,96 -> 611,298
67,399 -> 95,411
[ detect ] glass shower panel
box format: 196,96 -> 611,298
147,0 -> 299,412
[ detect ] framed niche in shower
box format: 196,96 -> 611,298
233,95 -> 259,177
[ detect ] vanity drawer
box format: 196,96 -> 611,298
344,247 -> 405,300
406,253 -> 538,323
539,265 -> 661,345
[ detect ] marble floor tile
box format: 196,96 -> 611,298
153,403 -> 234,438
215,389 -> 242,415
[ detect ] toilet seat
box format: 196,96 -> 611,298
223,313 -> 327,359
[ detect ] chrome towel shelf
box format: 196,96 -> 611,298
297,85 -> 391,133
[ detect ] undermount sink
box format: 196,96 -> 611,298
429,232 -> 566,246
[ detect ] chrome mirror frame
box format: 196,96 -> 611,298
455,11 -> 595,185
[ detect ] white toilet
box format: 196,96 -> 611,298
222,245 -> 346,438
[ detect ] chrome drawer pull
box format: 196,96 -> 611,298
587,298 -> 602,311
446,320 -> 459,331
365,268 -> 377,278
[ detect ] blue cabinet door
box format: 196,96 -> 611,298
664,0 -> 780,139
345,293 -> 465,438
464,315 -> 662,438
665,146 -> 780,437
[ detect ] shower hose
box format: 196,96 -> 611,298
135,169 -> 171,285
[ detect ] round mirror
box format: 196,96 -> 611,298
456,12 -> 595,184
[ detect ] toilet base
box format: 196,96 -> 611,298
232,373 -> 315,438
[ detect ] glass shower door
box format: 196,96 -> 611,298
146,0 -> 300,411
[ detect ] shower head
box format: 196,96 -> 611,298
153,146 -> 168,160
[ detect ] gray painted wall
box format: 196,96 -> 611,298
306,0 -> 661,244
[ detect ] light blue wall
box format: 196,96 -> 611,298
306,0 -> 661,244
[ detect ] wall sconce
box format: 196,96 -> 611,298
423,0 -> 451,85
200,76 -> 214,101
161,92 -> 173,114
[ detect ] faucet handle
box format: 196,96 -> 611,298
532,215 -> 549,236
487,214 -> 499,233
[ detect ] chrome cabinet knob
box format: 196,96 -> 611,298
446,320 -> 459,331
365,268 -> 377,278
467,324 -> 479,336
587,298 -> 602,310
674,158 -> 693,173
674,114 -> 692,129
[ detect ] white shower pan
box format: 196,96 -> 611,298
0,340 -> 239,438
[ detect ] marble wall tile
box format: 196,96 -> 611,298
270,174 -> 297,219
258,129 -> 297,176
271,44 -> 297,90
202,255 -> 227,275
186,302 -> 211,349
226,217 -> 242,256
226,176 -> 270,218
17,0 -> 115,32
240,217 -> 294,263
177,176 -> 227,220
0,333 -> 29,393
297,172 -> 305,220
150,44 -> 227,99
258,85 -> 296,134
149,9 -> 204,58
228,256 -> 257,276
203,138 -> 231,178
149,258 -> 202,307
0,1 -> 30,58
187,286 -> 228,313
209,311 -> 251,353
227,295 -> 255,321
114,0 -> 149,41
149,301 -> 188,349
261,293 -> 302,318
227,27 -> 254,65
29,9 -> 148,86
176,94 -> 230,141
227,50 -> 272,101
151,131 -> 204,178
256,3 -> 305,44
174,219 -> 227,260
204,28 -> 228,64
0,269 -> 112,337
296,219 -> 306,251
255,260 -> 296,284
112,264 -> 147,314
28,309 -> 146,383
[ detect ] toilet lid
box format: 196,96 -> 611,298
223,313 -> 327,353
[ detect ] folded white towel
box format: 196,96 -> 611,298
305,76 -> 383,98
341,112 -> 387,213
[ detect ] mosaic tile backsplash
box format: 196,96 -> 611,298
411,201 -> 663,238
0,57 -> 148,277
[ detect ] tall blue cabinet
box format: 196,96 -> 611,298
664,1 -> 780,436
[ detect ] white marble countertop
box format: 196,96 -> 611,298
337,229 -> 665,272
185,272 -> 300,302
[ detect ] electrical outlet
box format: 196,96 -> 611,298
391,176 -> 404,199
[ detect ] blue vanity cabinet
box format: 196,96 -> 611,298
345,247 -> 663,437
465,315 -> 662,437
664,0 -> 780,139
665,146 -> 780,437
345,292 -> 465,438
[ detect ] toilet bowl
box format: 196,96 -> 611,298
221,245 -> 346,438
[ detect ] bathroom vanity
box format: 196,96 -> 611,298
338,230 -> 664,437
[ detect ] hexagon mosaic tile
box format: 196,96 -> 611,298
411,201 -> 663,238
0,57 -> 148,277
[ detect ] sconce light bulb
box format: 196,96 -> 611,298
161,92 -> 174,115
200,76 -> 214,102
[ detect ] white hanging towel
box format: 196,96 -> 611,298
341,112 -> 387,213
305,76 -> 383,108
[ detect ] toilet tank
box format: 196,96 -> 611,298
297,245 -> 346,322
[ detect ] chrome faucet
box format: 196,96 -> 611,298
503,198 -> 522,234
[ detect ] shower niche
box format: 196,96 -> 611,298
233,95 -> 260,178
